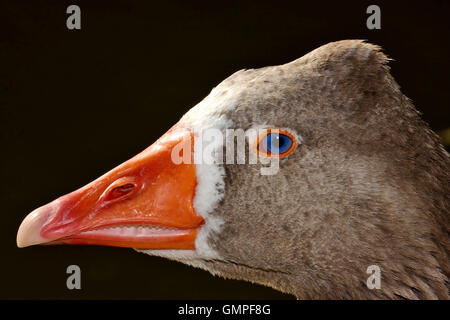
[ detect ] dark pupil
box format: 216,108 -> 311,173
279,135 -> 287,148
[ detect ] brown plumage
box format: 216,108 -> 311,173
18,40 -> 450,299
173,40 -> 450,299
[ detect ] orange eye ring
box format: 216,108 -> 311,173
254,129 -> 296,158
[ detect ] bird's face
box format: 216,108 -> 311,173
16,62 -> 312,269
18,41 -> 404,296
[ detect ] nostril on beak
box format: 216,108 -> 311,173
100,176 -> 139,204
105,183 -> 135,201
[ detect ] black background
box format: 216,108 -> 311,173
1,0 -> 449,299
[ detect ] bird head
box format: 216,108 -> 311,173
17,40 -> 450,299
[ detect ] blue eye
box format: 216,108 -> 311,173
258,130 -> 295,156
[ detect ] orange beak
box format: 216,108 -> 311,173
16,126 -> 203,250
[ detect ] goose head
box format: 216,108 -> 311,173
17,40 -> 450,299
